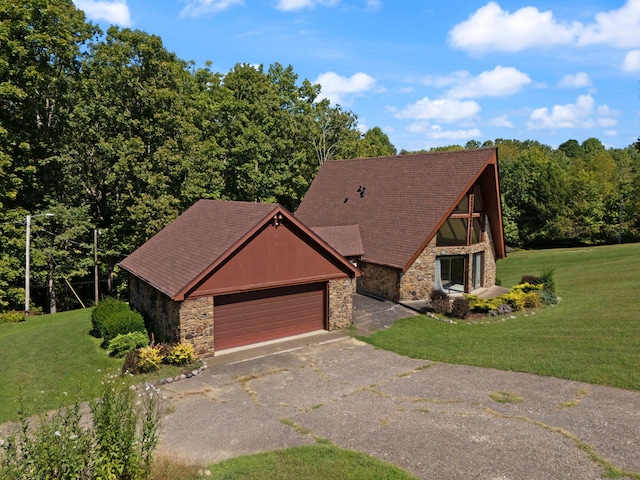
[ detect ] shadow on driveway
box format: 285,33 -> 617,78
352,293 -> 418,335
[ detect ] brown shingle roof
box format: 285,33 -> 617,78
120,200 -> 279,300
119,200 -> 360,301
295,148 -> 504,271
311,225 -> 364,258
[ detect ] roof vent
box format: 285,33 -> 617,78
357,186 -> 366,198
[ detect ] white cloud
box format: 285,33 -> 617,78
489,115 -> 514,128
604,130 -> 618,137
315,72 -> 377,105
577,0 -> 640,48
528,94 -> 594,129
396,97 -> 480,122
275,0 -> 339,11
448,1 -> 640,54
446,66 -> 531,99
408,124 -> 482,140
448,2 -> 577,53
558,72 -> 592,88
180,0 -> 242,17
622,50 -> 640,72
74,0 -> 131,26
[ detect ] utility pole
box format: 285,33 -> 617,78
25,215 -> 31,313
94,228 -> 99,305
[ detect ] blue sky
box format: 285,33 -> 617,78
72,0 -> 640,152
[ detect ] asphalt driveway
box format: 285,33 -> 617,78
158,331 -> 640,479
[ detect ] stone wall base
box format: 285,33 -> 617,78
328,278 -> 355,330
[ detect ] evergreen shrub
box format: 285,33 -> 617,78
107,331 -> 150,358
0,311 -> 26,324
165,343 -> 196,366
100,309 -> 146,348
91,297 -> 129,338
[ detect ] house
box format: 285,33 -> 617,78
295,148 -> 506,302
119,200 -> 360,356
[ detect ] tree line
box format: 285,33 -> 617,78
405,138 -> 640,249
0,0 -> 395,313
1,0 -> 638,313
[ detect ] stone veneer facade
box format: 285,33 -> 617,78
399,218 -> 498,301
178,296 -> 214,356
356,262 -> 400,302
128,275 -> 214,356
128,275 -> 181,344
328,277 -> 355,330
354,218 -> 499,303
130,275 -> 354,358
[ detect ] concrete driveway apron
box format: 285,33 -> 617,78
157,334 -> 640,479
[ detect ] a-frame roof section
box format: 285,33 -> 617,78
295,148 -> 505,271
120,199 -> 359,301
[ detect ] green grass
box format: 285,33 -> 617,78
0,309 -> 123,423
0,309 -> 192,424
206,445 -> 418,480
362,243 -> 640,391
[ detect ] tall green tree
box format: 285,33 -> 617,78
0,0 -> 97,311
356,127 -> 397,157
59,27 -> 211,261
0,0 -> 97,210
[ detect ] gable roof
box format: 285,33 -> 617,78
311,225 -> 364,258
119,200 -> 359,301
295,148 -> 505,271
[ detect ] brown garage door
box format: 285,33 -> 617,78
214,283 -> 326,351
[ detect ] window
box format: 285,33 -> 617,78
436,256 -> 465,293
436,186 -> 485,247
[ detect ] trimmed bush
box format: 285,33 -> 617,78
100,309 -> 146,348
523,292 -> 541,309
429,289 -> 450,313
91,297 -> 130,338
511,282 -> 543,294
0,311 -> 26,324
539,289 -> 558,305
466,295 -> 498,313
137,345 -> 164,373
520,275 -> 542,285
107,331 -> 150,358
164,343 -> 196,366
451,297 -> 470,319
501,291 -> 526,311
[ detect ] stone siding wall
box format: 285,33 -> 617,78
179,296 -> 214,357
356,262 -> 400,302
128,275 -> 180,344
328,278 -> 355,330
398,218 -> 499,301
399,238 -> 437,301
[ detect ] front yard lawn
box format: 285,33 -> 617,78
361,243 -> 640,391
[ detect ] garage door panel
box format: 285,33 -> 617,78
214,283 -> 325,351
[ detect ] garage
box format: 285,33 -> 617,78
120,200 -> 359,357
214,283 -> 325,350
